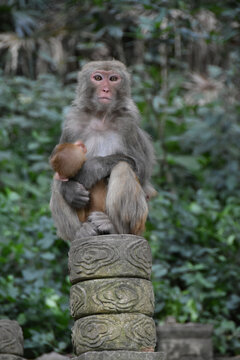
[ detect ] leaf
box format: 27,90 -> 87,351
168,154 -> 201,171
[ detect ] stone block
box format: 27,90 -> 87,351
69,235 -> 152,283
73,351 -> 165,360
70,278 -> 154,319
157,318 -> 213,360
36,352 -> 70,360
0,320 -> 24,356
215,358 -> 240,360
72,313 -> 156,355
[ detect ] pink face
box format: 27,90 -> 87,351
90,70 -> 121,104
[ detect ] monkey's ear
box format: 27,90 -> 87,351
54,172 -> 69,182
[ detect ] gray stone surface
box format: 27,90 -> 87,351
0,320 -> 24,356
0,356 -> 24,360
215,358 -> 240,360
70,278 -> 154,319
69,235 -> 152,283
72,313 -> 156,355
157,318 -> 213,360
73,351 -> 165,360
36,352 -> 69,360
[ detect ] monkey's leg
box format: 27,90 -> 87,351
50,181 -> 97,241
87,180 -> 116,235
106,162 -> 148,235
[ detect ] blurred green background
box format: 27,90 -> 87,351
0,0 -> 239,357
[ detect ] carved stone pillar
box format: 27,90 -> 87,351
68,234 -> 165,360
0,320 -> 25,360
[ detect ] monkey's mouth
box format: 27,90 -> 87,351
98,97 -> 112,103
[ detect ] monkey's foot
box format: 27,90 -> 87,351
75,222 -> 98,239
88,211 -> 116,234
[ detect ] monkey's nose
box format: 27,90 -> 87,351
103,88 -> 110,93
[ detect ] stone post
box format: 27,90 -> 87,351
68,234 -> 165,360
157,317 -> 213,360
0,319 -> 25,360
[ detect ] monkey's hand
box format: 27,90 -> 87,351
75,222 -> 98,238
88,211 -> 116,234
74,154 -> 136,189
60,180 -> 90,209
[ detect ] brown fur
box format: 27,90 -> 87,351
106,162 -> 148,235
50,143 -> 86,179
50,60 -> 156,241
79,179 -> 107,221
50,143 -> 146,234
50,143 -> 107,223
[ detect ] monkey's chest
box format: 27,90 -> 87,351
85,132 -> 124,157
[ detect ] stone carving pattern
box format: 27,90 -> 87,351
69,240 -> 119,277
0,320 -> 23,356
70,279 -> 154,318
0,356 -> 24,360
125,240 -> 152,276
70,285 -> 87,316
125,316 -> 156,348
72,314 -> 156,355
72,316 -> 120,354
69,237 -> 152,282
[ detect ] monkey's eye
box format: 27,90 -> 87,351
93,74 -> 103,81
109,75 -> 119,82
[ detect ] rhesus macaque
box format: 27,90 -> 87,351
50,60 -> 156,241
50,141 -> 87,181
50,141 -> 148,234
50,141 -> 107,222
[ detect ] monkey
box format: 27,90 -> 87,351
50,140 -> 149,234
50,140 -> 107,223
50,141 -> 87,182
50,60 -> 156,241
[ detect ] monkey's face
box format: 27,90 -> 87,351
90,70 -> 121,105
76,61 -> 131,112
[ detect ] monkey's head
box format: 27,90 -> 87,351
50,141 -> 87,180
76,60 -> 131,113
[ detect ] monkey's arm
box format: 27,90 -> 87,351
125,127 -> 155,187
60,154 -> 136,208
50,180 -> 97,241
60,180 -> 90,209
75,154 -> 136,188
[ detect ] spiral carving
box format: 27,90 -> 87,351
70,285 -> 87,317
72,316 -> 120,354
0,320 -> 23,356
69,235 -> 157,356
69,236 -> 152,282
72,314 -> 156,355
70,278 -> 154,319
125,316 -> 156,348
92,280 -> 139,311
125,239 -> 152,276
70,240 -> 119,277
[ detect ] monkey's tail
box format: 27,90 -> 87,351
106,161 -> 148,235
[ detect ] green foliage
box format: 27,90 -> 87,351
0,74 -> 75,357
135,68 -> 240,355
